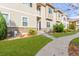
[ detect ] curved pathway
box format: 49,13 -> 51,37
36,33 -> 79,56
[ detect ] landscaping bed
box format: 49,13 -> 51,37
0,35 -> 52,56
68,38 -> 79,56
51,32 -> 77,38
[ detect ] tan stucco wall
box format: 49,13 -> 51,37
0,3 -> 37,15
0,3 -> 68,34
46,5 -> 54,19
0,6 -> 37,28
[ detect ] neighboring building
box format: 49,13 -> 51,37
54,9 -> 68,29
68,19 -> 79,30
0,3 -> 68,37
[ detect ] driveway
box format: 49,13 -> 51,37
36,33 -> 79,56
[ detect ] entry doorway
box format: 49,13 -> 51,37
37,17 -> 41,30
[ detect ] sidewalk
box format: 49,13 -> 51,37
36,33 -> 79,56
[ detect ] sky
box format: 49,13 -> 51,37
53,3 -> 79,19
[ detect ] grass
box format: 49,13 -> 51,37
0,35 -> 52,56
52,32 -> 77,38
71,38 -> 79,44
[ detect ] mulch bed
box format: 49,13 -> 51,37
68,42 -> 79,56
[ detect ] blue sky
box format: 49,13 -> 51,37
53,3 -> 79,18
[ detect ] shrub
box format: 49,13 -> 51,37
28,28 -> 37,35
0,12 -> 7,40
64,29 -> 68,32
53,23 -> 64,32
64,29 -> 74,32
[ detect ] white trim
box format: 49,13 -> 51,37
0,5 -> 37,16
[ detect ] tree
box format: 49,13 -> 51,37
0,12 -> 7,40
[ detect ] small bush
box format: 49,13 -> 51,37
64,29 -> 68,32
64,29 -> 74,32
28,28 -> 37,35
53,23 -> 64,32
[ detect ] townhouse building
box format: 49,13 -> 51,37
69,19 -> 79,30
0,3 -> 68,37
54,9 -> 68,29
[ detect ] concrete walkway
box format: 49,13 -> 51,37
36,33 -> 79,56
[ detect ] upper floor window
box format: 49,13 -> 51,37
48,8 -> 52,14
24,3 -> 32,7
59,14 -> 60,17
30,3 -> 32,7
22,17 -> 28,26
2,13 -> 9,25
64,17 -> 66,21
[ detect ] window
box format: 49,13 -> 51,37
22,17 -> 28,26
47,22 -> 50,27
2,13 -> 9,25
48,8 -> 52,14
59,14 -> 60,17
24,3 -> 32,7
30,3 -> 32,7
64,17 -> 66,21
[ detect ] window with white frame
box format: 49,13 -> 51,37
24,3 -> 32,7
47,22 -> 50,27
22,17 -> 28,26
63,17 -> 66,21
2,13 -> 9,25
48,8 -> 52,14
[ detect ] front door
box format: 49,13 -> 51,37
38,21 -> 41,30
37,20 -> 41,30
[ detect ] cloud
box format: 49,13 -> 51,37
53,3 -> 79,19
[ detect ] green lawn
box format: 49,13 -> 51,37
52,32 -> 77,38
0,35 -> 52,56
71,38 -> 79,43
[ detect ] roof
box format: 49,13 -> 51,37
68,18 -> 79,22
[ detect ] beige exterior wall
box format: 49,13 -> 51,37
0,3 -> 68,36
76,20 -> 79,30
54,9 -> 68,29
46,5 -> 54,19
40,5 -> 46,29
0,5 -> 37,28
0,3 -> 37,15
62,15 -> 68,29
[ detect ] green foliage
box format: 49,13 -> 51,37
28,28 -> 37,35
53,23 -> 64,32
70,38 -> 79,44
0,12 -> 7,40
53,32 -> 76,38
64,29 -> 74,32
0,35 -> 52,56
